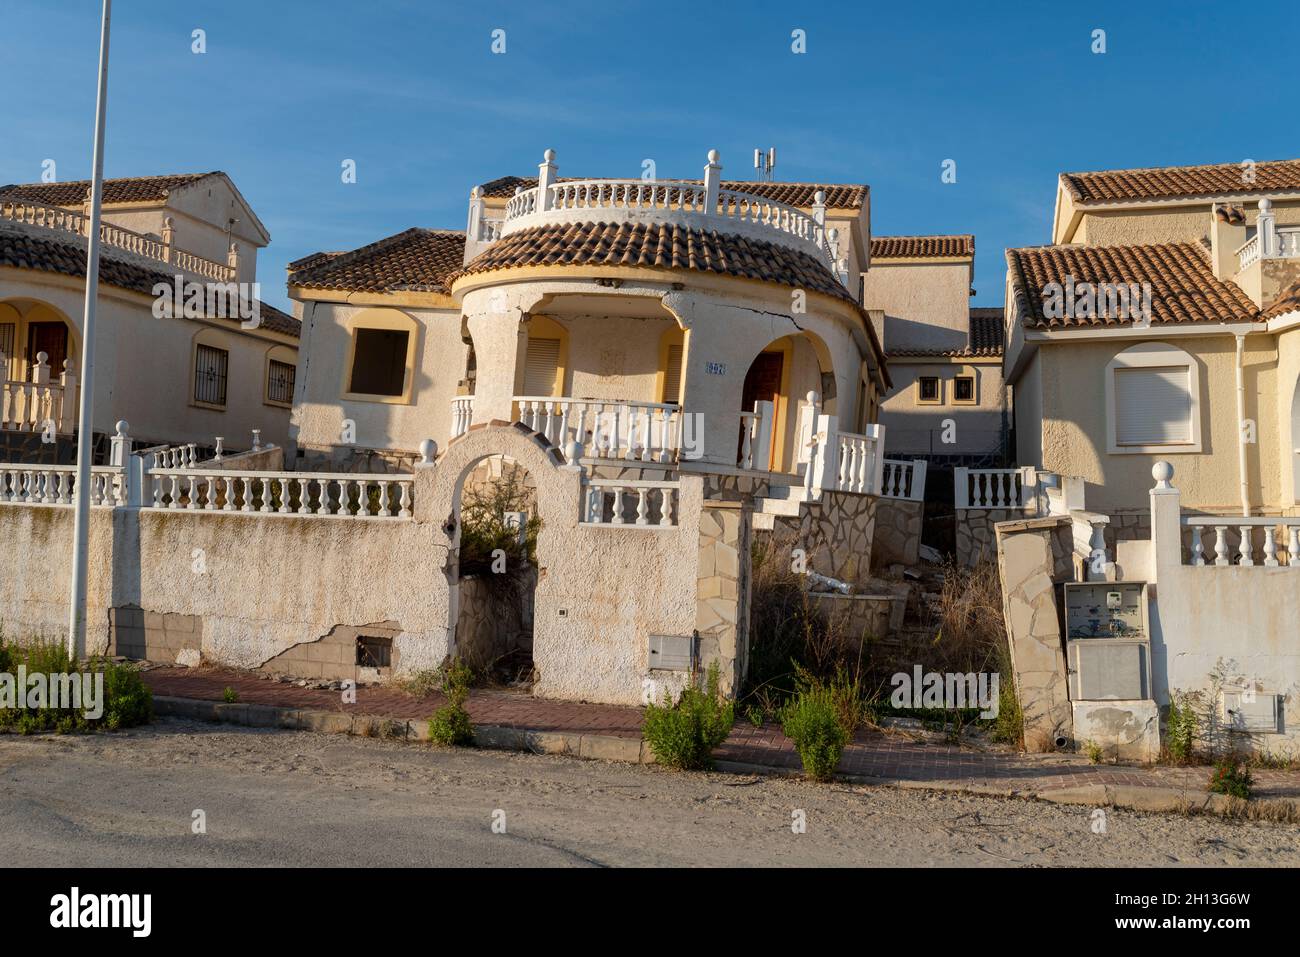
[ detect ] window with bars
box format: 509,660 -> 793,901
267,359 -> 296,405
194,344 -> 229,406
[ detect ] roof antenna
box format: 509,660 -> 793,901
753,147 -> 776,182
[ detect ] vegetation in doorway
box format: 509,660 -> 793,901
0,636 -> 153,733
427,658 -> 475,747
642,661 -> 735,771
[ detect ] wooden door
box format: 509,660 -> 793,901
741,351 -> 784,470
27,322 -> 68,377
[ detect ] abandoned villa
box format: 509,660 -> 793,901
1,151 -> 1298,758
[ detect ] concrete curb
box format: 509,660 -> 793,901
152,695 -> 656,764
154,696 -> 1293,818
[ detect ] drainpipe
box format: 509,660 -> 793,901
1234,333 -> 1250,517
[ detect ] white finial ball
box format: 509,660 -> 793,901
814,190 -> 826,204
707,149 -> 720,164
564,439 -> 583,463
543,148 -> 556,162
115,420 -> 129,436
806,391 -> 820,404
1260,197 -> 1273,211
1152,461 -> 1174,488
419,438 -> 437,464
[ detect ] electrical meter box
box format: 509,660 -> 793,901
1062,581 -> 1149,641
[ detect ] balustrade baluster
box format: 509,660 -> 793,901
1238,525 -> 1254,566
1214,526 -> 1230,566
1190,525 -> 1206,565
1263,526 -> 1279,567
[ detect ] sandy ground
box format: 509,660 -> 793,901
1,717 -> 1298,867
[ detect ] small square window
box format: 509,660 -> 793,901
267,359 -> 296,405
349,328 -> 409,397
954,376 -> 974,403
356,635 -> 392,668
918,376 -> 940,403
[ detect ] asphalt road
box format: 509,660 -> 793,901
2,719 -> 1298,867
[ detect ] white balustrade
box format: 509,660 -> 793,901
835,428 -> 884,495
737,400 -> 774,471
880,458 -> 927,501
1183,517 -> 1300,568
581,478 -> 678,528
514,396 -> 681,463
0,197 -> 234,281
450,396 -> 475,438
1236,234 -> 1261,270
955,467 -> 1037,510
147,444 -> 200,468
0,465 -> 124,507
145,468 -> 414,518
500,151 -> 838,271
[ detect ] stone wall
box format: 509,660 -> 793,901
871,497 -> 924,569
994,515 -> 1075,752
695,500 -> 753,696
770,490 -> 877,589
956,506 -> 1033,567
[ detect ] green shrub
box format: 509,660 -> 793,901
222,686 -> 239,704
1209,758 -> 1253,800
745,704 -> 764,727
427,658 -> 475,747
643,662 -> 735,770
1085,739 -> 1104,764
0,638 -> 152,733
1165,692 -> 1198,763
781,686 -> 848,781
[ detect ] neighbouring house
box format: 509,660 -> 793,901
863,234 -> 1009,466
985,160 -> 1300,758
0,172 -> 299,461
1001,158 -> 1300,541
0,148 -> 934,709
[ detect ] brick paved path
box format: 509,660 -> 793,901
143,667 -> 1300,801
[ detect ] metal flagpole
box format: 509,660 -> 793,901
68,0 -> 113,659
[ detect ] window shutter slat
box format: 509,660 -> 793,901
524,337 -> 561,396
662,344 -> 683,404
1114,366 -> 1192,444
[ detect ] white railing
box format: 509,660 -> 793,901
499,151 -> 838,273
0,465 -> 124,506
835,429 -> 885,495
1280,228 -> 1300,259
1183,517 -> 1300,568
0,197 -> 234,281
737,400 -> 774,471
1237,234 -> 1261,270
0,352 -> 76,434
146,444 -> 200,469
476,218 -> 503,243
879,459 -> 927,501
581,478 -> 678,527
514,396 -> 682,463
955,467 -> 1037,509
145,468 -> 413,518
450,396 -> 475,438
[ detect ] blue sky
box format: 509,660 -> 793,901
3,0 -> 1296,312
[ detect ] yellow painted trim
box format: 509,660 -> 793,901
655,325 -> 686,404
916,375 -> 943,405
340,307 -> 419,405
952,368 -> 978,405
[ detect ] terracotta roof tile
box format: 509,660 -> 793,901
871,235 -> 974,259
1006,242 -> 1260,329
477,176 -> 867,209
450,220 -> 855,304
288,228 -> 466,294
0,172 -> 220,207
0,225 -> 299,338
887,307 -> 1004,358
1062,160 -> 1300,204
1262,278 -> 1300,321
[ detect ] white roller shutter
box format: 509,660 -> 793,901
523,337 -> 561,396
1113,366 -> 1192,445
662,344 -> 683,404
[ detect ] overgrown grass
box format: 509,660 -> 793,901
427,658 -> 475,747
781,686 -> 847,781
0,636 -> 153,734
1208,758 -> 1254,800
643,662 -> 735,770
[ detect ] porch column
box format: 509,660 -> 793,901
464,308 -> 527,427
